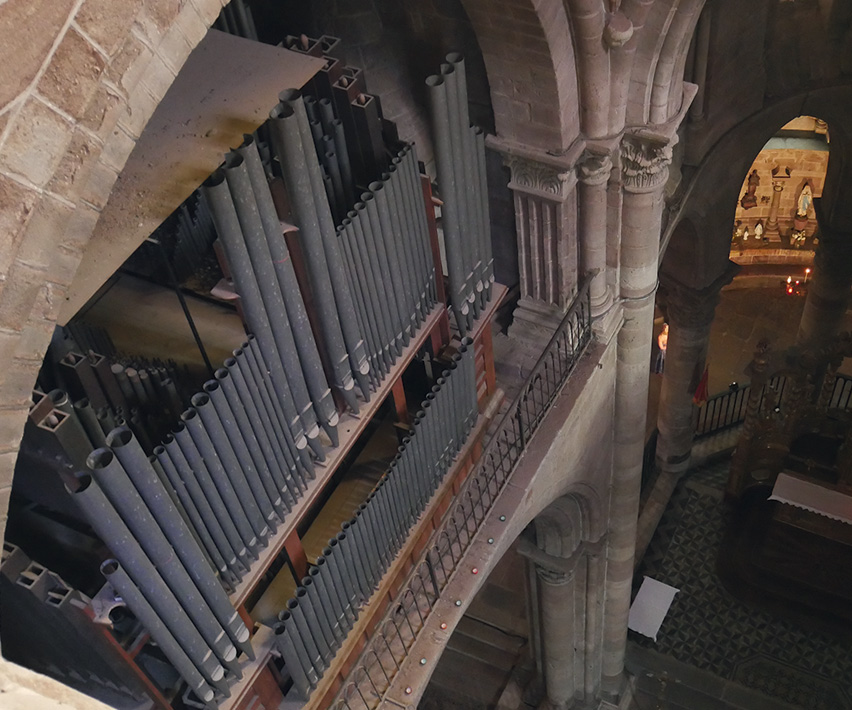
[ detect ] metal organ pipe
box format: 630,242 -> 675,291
222,152 -> 333,447
236,136 -> 339,438
105,427 -> 252,656
269,98 -> 365,411
69,474 -> 226,684
86,448 -> 240,673
202,170 -> 319,459
101,560 -> 219,703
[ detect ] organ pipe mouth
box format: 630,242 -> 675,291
425,74 -> 444,88
446,51 -> 464,64
203,380 -> 220,395
87,447 -> 114,471
105,425 -> 133,448
181,408 -> 199,423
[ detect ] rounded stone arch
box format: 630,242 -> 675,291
0,0 -> 225,529
460,0 -> 580,151
625,0 -> 705,126
666,87 -> 852,289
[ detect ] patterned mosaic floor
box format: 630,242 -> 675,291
633,459 -> 852,710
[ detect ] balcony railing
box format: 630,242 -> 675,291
332,279 -> 593,710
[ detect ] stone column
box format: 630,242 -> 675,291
764,179 -> 785,243
577,151 -> 614,316
634,264 -> 737,563
796,216 -> 852,348
603,135 -> 672,699
505,155 -> 579,340
536,564 -> 576,710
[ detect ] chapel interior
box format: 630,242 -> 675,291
2,1 -> 852,710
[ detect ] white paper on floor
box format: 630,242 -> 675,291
628,576 -> 679,641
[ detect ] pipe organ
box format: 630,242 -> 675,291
7,37 -> 501,710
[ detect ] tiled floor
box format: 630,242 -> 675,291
633,459 -> 852,710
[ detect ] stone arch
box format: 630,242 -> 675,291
665,88 -> 852,288
460,0 -> 580,151
0,1 -> 224,701
0,0 -> 225,533
627,0 -> 705,126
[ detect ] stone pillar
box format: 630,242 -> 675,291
577,151 -> 614,317
603,135 -> 672,699
536,564 -> 576,710
634,264 -> 737,563
796,216 -> 852,348
764,179 -> 785,243
505,155 -> 579,340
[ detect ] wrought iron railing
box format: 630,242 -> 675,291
332,279 -> 593,710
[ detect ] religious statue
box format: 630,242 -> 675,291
740,169 -> 760,209
797,182 -> 813,217
754,219 -> 765,242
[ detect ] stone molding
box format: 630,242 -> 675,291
620,135 -> 673,192
535,563 -> 572,586
505,154 -> 576,202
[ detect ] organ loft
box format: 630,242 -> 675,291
2,2 -> 852,710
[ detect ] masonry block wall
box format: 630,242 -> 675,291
0,0 -> 232,552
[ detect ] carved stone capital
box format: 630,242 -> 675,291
620,136 -> 674,193
505,154 -> 576,202
577,151 -> 613,186
658,261 -> 739,329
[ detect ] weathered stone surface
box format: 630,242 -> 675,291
38,27 -> 106,119
0,175 -> 38,276
0,0 -> 76,111
74,0 -> 144,56
0,97 -> 73,187
46,127 -> 104,200
15,194 -> 76,270
0,260 -> 47,333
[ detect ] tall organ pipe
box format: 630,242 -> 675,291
352,200 -> 397,365
190,391 -> 273,539
276,611 -> 319,688
277,90 -> 371,401
445,54 -> 485,310
241,336 -> 322,465
69,474 -> 226,684
181,408 -> 260,553
237,136 -> 338,435
473,127 -> 495,297
426,73 -> 471,333
273,619 -> 313,698
362,190 -> 409,351
155,442 -> 238,585
106,427 -> 252,656
172,422 -> 252,567
202,171 -> 318,458
269,99 -> 364,411
221,151 -> 334,446
224,356 -> 306,497
101,560 -> 219,703
440,60 -> 478,314
206,375 -> 289,515
86,448 -> 240,672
